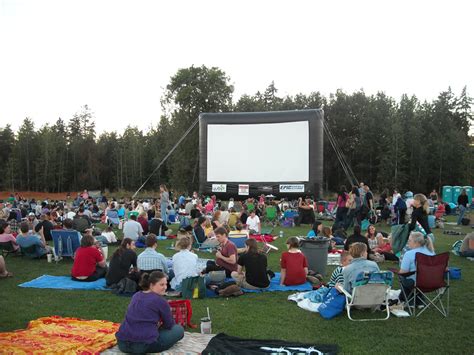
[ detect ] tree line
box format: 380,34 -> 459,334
1,65 -> 473,196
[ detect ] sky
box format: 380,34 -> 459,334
1,0 -> 473,134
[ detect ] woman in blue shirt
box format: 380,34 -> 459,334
398,232 -> 435,303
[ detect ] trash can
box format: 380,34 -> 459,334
299,237 -> 330,276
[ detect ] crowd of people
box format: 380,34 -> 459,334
1,185 -> 472,352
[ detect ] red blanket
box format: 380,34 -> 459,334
249,234 -> 275,242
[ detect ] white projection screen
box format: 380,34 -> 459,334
207,121 -> 309,182
199,110 -> 324,198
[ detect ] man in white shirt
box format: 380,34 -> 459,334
123,214 -> 143,241
246,211 -> 261,234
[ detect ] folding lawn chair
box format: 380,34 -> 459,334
51,230 -> 82,259
340,271 -> 393,321
228,232 -> 248,253
399,252 -> 450,317
191,230 -> 217,253
263,206 -> 278,226
106,209 -> 120,227
0,241 -> 20,258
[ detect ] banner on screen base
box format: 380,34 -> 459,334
211,184 -> 227,193
279,184 -> 305,193
238,184 -> 249,196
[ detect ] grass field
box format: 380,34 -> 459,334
0,217 -> 473,354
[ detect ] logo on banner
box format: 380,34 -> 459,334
238,184 -> 249,195
279,184 -> 305,193
212,184 -> 227,193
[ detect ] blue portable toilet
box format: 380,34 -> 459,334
463,186 -> 473,205
452,186 -> 462,205
442,186 -> 452,204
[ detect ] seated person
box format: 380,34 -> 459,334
137,211 -> 149,235
123,214 -> 144,241
398,232 -> 435,303
245,210 -> 261,234
218,205 -> 230,225
16,221 -> 52,258
280,236 -> 310,286
202,227 -> 238,278
0,222 -> 20,252
373,234 -> 399,261
106,203 -> 120,227
231,239 -> 270,290
73,208 -> 92,233
149,212 -> 171,237
71,234 -> 107,282
26,212 -> 39,231
34,213 -> 54,241
106,238 -> 139,286
228,222 -> 249,238
306,220 -> 322,238
193,216 -> 219,248
115,271 -> 184,353
170,237 -> 198,291
344,225 -> 371,255
100,226 -> 118,244
295,197 -> 316,226
0,255 -> 12,278
327,251 -> 352,288
137,235 -> 169,275
338,242 -> 379,293
459,232 -> 474,257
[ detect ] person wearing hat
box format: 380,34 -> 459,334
27,212 -> 39,231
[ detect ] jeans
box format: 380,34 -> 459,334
161,203 -> 168,226
117,324 -> 184,354
457,205 -> 467,225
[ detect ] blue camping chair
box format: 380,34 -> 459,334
228,232 -> 249,252
191,229 -> 217,252
51,230 -> 82,259
106,209 -> 120,227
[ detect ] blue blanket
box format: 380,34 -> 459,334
241,272 -> 313,293
19,275 -> 108,290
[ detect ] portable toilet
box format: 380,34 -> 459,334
442,186 -> 452,204
452,186 -> 462,205
463,186 -> 473,205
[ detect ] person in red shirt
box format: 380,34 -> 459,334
137,211 -> 149,235
280,236 -> 308,286
202,227 -> 238,278
71,234 -> 107,282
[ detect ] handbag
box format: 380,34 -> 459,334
181,276 -> 206,299
168,299 -> 197,328
318,288 -> 346,319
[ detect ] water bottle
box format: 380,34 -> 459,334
279,230 -> 283,238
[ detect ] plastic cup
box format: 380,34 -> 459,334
200,317 -> 212,334
47,254 -> 52,263
101,246 -> 108,260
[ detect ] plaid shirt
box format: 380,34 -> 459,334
8,220 -> 19,234
137,248 -> 169,273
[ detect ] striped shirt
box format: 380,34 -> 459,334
137,248 -> 168,273
328,266 -> 344,288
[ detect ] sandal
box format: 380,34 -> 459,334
0,272 -> 13,278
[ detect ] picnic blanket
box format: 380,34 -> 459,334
0,316 -> 119,354
102,331 -> 215,354
241,272 -> 312,293
249,234 -> 276,242
19,275 -> 108,290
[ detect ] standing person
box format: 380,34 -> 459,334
280,237 -> 309,286
429,189 -> 439,202
335,186 -> 349,230
345,186 -> 361,229
106,238 -> 138,287
160,184 -> 170,226
409,194 -> 434,243
231,238 -> 270,290
457,189 -> 469,225
71,234 -> 107,282
115,271 -> 184,353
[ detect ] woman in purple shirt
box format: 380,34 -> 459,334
116,271 -> 184,353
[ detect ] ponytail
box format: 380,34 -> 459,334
139,271 -> 166,290
409,231 -> 434,253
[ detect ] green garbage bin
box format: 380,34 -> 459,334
299,237 -> 330,276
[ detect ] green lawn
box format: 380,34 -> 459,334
0,217 -> 473,354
